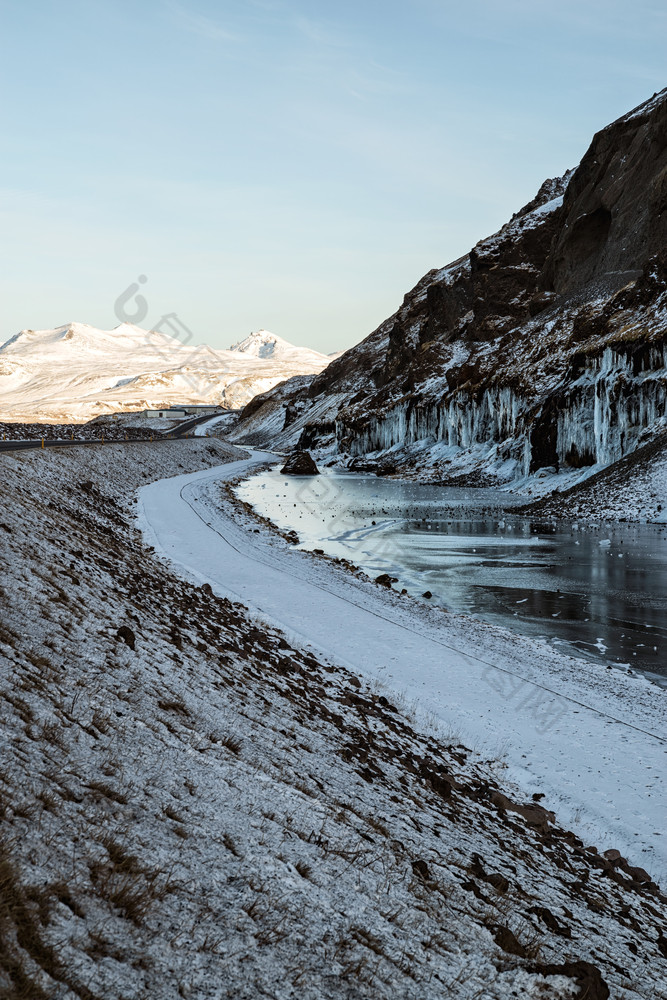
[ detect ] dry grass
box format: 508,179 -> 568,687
295,860 -> 313,880
223,833 -> 241,857
0,837 -> 98,1000
218,734 -> 242,755
157,699 -> 190,717
86,781 -> 129,806
163,804 -> 187,823
89,833 -> 174,927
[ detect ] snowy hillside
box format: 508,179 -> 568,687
0,440 -> 665,997
519,429 -> 667,523
0,322 -> 330,423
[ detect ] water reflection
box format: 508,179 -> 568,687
237,470 -> 667,685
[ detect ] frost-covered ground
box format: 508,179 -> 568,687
1,441 -> 666,999
0,416 -> 170,442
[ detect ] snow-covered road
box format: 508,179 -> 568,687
138,452 -> 667,882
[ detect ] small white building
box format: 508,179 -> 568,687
138,405 -> 223,420
141,408 -> 188,419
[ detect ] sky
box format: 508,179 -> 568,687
0,1 -> 665,355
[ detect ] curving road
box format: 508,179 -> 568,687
138,451 -> 667,882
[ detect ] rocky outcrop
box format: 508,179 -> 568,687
232,89 -> 667,489
542,92 -> 667,297
280,450 -> 320,475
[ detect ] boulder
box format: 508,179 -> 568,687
116,625 -> 136,650
280,451 -> 320,476
411,859 -> 431,880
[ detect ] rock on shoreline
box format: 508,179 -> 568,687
280,450 -> 320,475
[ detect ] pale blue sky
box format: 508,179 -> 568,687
0,1 -> 664,353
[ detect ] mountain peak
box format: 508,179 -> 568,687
229,330 -> 286,359
229,330 -> 329,363
613,85 -> 667,127
0,322 -> 184,357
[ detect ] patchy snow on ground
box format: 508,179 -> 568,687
91,412 -> 185,432
0,415 -> 170,442
1,441 -> 666,999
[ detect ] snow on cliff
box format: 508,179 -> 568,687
0,322 -> 331,423
229,90 -> 667,509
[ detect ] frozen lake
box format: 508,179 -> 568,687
237,468 -> 667,686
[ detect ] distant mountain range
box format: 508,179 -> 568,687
0,324 -> 331,423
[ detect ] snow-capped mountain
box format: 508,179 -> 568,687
230,88 -> 667,502
229,329 -> 329,365
0,323 -> 331,423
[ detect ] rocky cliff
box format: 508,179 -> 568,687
230,89 -> 667,490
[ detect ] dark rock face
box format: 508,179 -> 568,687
233,90 -> 667,486
280,451 -> 320,476
510,172 -> 573,221
543,93 -> 667,297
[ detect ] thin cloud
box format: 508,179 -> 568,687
166,2 -> 239,43
281,11 -> 413,101
418,0 -> 666,44
293,15 -> 351,49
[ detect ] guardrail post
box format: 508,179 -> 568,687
41,438 -> 44,449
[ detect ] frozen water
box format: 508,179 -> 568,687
239,469 -> 667,684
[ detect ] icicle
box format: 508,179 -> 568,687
337,342 -> 666,477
